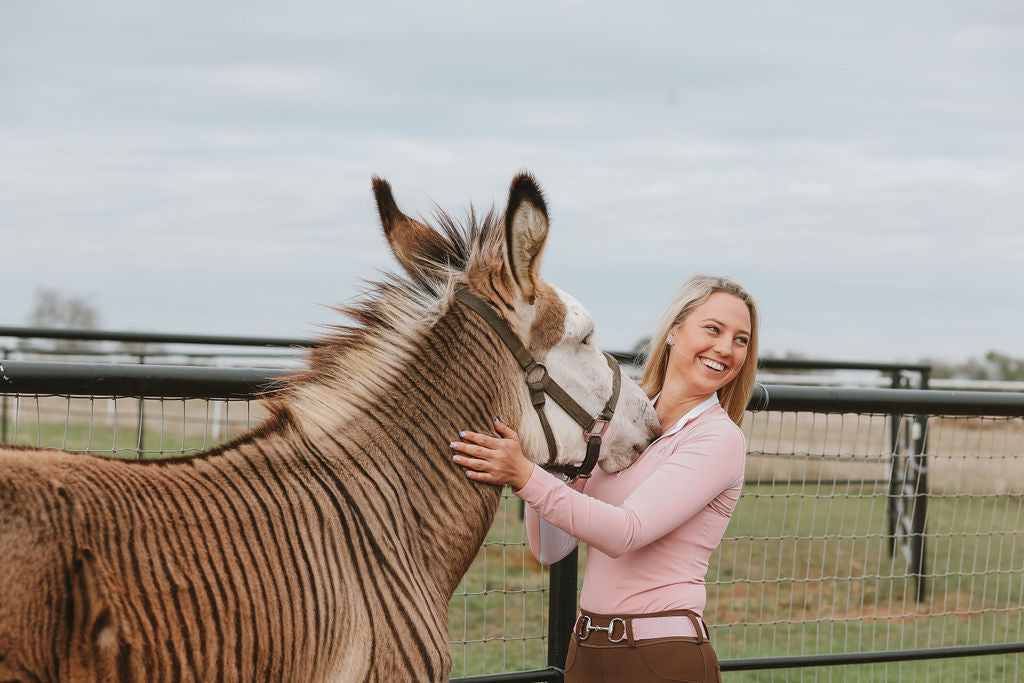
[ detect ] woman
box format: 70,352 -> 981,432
451,275 -> 759,682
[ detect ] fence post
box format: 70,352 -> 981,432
886,445 -> 898,557
886,370 -> 902,557
547,549 -> 578,675
883,369 -> 930,600
136,354 -> 146,457
1,348 -> 8,443
911,411 -> 930,602
904,367 -> 930,602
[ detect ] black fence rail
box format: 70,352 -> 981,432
0,359 -> 288,398
0,359 -> 1009,414
2,359 -> 1022,680
3,325 -> 931,382
0,325 -> 316,349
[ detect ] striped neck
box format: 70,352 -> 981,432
273,301 -> 520,597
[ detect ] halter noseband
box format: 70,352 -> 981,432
455,288 -> 622,482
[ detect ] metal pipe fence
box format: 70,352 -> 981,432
719,385 -> 1024,681
2,360 -> 1022,681
3,325 -> 931,379
0,325 -> 316,349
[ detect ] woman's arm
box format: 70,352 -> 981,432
513,424 -> 745,558
453,417 -> 745,558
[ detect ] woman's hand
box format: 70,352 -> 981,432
451,418 -> 535,490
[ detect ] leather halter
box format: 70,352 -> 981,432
455,288 -> 622,482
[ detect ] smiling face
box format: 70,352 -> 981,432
666,291 -> 752,403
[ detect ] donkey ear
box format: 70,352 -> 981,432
372,176 -> 449,274
504,173 -> 549,303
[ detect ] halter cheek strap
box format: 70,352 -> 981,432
454,288 -> 622,482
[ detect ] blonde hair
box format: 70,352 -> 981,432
639,275 -> 759,426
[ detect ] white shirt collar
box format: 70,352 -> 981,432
656,392 -> 720,440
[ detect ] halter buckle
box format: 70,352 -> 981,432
524,361 -> 548,390
585,417 -> 610,440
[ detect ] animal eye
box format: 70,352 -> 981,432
581,330 -> 594,345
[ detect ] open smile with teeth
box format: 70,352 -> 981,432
699,357 -> 726,372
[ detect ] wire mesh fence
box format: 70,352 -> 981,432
0,388 -> 552,679
1,394 -> 262,456
710,410 -> 1024,681
449,489 -> 551,678
3,366 -> 1024,681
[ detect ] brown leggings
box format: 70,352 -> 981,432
563,609 -> 722,683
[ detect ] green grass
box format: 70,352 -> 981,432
448,496 -> 551,677
2,420 -> 212,456
709,484 -> 1024,681
1,409 -> 248,458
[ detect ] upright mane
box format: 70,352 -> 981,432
268,205 -> 512,428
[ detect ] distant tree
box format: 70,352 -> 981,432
925,358 -> 954,379
24,288 -> 101,352
117,339 -> 168,360
962,357 -> 991,380
984,351 -> 1024,381
28,288 -> 100,330
761,350 -> 815,375
925,352 -> 1023,381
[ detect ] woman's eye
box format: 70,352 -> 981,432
706,325 -> 720,334
736,337 -> 749,346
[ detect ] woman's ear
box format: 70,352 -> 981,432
666,324 -> 679,347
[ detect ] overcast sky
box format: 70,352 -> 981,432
2,0 -> 1021,362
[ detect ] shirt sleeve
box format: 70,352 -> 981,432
522,465 -> 584,564
515,422 -> 745,558
524,506 -> 580,565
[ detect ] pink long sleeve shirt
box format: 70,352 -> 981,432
516,394 -> 746,616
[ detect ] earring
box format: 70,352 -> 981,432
667,336 -> 674,346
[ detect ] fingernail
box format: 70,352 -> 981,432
465,471 -> 472,477
449,442 -> 458,449
458,431 -> 465,437
452,455 -> 460,463
493,416 -> 499,422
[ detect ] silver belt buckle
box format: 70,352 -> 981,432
576,615 -> 626,643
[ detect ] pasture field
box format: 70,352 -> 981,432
449,493 -> 550,677
744,410 -> 1024,495
452,485 -> 1019,679
1,395 -> 263,457
449,485 -> 1023,680
3,398 -> 1022,680
710,483 -> 1023,681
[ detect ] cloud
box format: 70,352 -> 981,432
1,0 -> 1021,362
